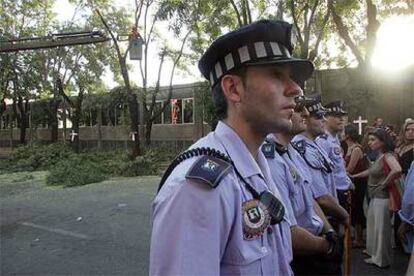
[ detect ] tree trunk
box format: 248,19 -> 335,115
96,9 -> 141,157
11,76 -> 29,144
71,89 -> 84,153
49,98 -> 59,142
127,93 -> 141,156
62,102 -> 67,143
49,79 -> 63,143
0,99 -> 6,127
328,0 -> 364,65
365,0 -> 380,66
97,107 -> 102,150
145,119 -> 152,146
72,119 -> 80,152
18,98 -> 30,145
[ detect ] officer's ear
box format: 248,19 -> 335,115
221,73 -> 244,104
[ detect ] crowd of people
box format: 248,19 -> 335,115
344,118 -> 414,268
148,19 -> 413,275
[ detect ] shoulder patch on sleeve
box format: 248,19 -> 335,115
186,155 -> 232,188
261,142 -> 275,158
291,140 -> 306,155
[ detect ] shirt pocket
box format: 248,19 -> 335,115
221,236 -> 270,266
291,192 -> 306,219
290,175 -> 306,217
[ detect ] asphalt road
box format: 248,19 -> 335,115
0,171 -> 410,275
1,172 -> 157,275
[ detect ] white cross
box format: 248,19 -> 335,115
353,116 -> 368,135
130,132 -> 138,141
69,130 -> 78,142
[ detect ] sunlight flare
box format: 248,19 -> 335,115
372,15 -> 414,71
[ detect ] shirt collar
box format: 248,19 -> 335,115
326,131 -> 339,141
214,121 -> 265,179
295,133 -> 313,144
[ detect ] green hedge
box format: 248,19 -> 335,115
47,156 -> 108,187
9,143 -> 74,171
3,143 -> 177,187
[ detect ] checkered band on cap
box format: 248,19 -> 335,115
208,41 -> 291,84
326,106 -> 343,113
307,103 -> 325,113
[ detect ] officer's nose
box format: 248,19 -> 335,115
285,79 -> 302,98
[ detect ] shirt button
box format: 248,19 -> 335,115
261,247 -> 267,253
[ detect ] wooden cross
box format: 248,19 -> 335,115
130,131 -> 138,141
69,130 -> 78,142
353,116 -> 368,135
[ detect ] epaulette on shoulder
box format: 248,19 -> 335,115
261,142 -> 275,158
292,140 -> 306,155
318,133 -> 328,140
186,155 -> 232,188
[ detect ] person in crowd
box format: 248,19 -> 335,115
351,128 -> 402,268
343,124 -> 367,248
373,117 -> 384,128
398,162 -> 414,255
150,19 -> 314,275
384,124 -> 398,142
394,119 -> 414,251
396,119 -> 414,177
362,126 -> 378,162
317,101 -> 353,211
263,95 -> 343,275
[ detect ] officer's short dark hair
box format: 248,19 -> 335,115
211,67 -> 247,119
344,124 -> 361,143
211,84 -> 227,120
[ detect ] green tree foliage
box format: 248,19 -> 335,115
326,0 -> 412,116
284,0 -> 331,66
0,0 -> 118,146
0,0 -> 55,143
327,0 -> 412,69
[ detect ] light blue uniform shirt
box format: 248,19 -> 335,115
316,132 -> 352,190
264,134 -> 324,236
150,121 -> 293,276
292,134 -> 337,199
399,162 -> 414,226
399,162 -> 414,253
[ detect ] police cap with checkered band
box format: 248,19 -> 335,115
198,19 -> 314,87
305,93 -> 327,116
324,101 -> 348,116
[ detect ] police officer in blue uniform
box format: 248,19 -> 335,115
316,101 -> 352,210
263,95 -> 343,274
291,95 -> 349,227
290,95 -> 349,275
150,20 -> 314,275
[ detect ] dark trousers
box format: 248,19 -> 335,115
291,255 -> 342,276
